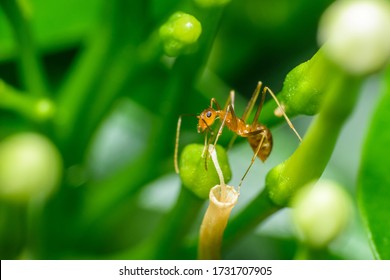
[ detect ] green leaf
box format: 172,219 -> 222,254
358,70 -> 390,259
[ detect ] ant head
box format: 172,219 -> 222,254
197,108 -> 217,133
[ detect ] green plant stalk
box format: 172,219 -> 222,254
54,1 -> 131,161
77,70 -> 203,233
223,187 -> 280,246
224,64 -> 362,247
0,80 -> 55,122
293,242 -> 330,260
79,152 -> 164,229
0,80 -> 35,118
112,186 -> 203,260
69,36 -> 163,165
55,28 -> 112,148
0,201 -> 27,259
25,195 -> 47,259
147,186 -> 204,259
0,0 -> 48,96
31,182 -> 89,259
77,59 -> 191,231
266,69 -> 362,206
55,1 -> 156,165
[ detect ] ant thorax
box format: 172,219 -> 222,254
219,111 -> 247,135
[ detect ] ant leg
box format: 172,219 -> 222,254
209,102 -> 238,158
238,133 -> 266,191
213,90 -> 235,148
243,81 -> 263,121
210,98 -> 221,110
174,116 -> 183,174
224,90 -> 242,150
213,99 -> 240,149
228,82 -> 263,150
251,82 -> 268,128
201,132 -> 209,170
204,131 -> 215,170
198,117 -> 216,170
264,87 -> 302,142
201,131 -> 208,158
223,90 -> 234,111
212,104 -> 231,148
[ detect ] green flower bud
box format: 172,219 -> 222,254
34,98 -> 56,122
292,180 -> 352,248
0,133 -> 63,203
159,12 -> 202,57
265,162 -> 290,206
318,0 -> 390,75
179,144 -> 231,199
194,0 -> 231,8
276,49 -> 335,117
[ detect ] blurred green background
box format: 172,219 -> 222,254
0,0 -> 382,259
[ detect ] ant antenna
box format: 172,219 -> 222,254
174,113 -> 197,174
174,116 -> 182,174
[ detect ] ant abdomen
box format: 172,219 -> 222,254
247,125 -> 273,162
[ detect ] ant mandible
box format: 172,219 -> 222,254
174,81 -> 302,189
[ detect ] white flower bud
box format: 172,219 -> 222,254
292,180 -> 352,248
0,133 -> 62,203
34,98 -> 55,121
318,0 -> 390,75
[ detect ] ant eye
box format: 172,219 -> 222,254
206,111 -> 212,118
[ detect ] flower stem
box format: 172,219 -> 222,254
198,185 -> 238,259
114,185 -> 204,260
0,201 -> 27,259
223,188 -> 279,246
0,80 -> 54,122
266,69 -> 362,206
198,144 -> 238,259
0,0 -> 48,96
150,186 -> 204,259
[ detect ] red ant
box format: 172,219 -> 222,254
175,81 -> 302,188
